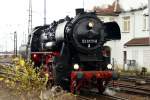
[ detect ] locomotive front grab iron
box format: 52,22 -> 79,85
28,9 -> 121,94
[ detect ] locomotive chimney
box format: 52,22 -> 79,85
76,8 -> 84,15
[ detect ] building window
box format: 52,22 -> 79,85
143,15 -> 149,31
143,16 -> 146,30
123,51 -> 127,64
122,16 -> 130,33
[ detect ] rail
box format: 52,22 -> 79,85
109,82 -> 150,96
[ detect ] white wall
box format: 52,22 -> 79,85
133,11 -> 149,38
126,46 -> 150,72
105,40 -> 123,67
98,9 -> 150,71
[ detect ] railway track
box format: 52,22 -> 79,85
108,82 -> 150,96
76,95 -> 95,100
119,75 -> 150,84
76,94 -> 128,100
73,89 -> 128,100
0,59 -> 13,67
0,62 -> 12,67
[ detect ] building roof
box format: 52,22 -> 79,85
94,0 -> 147,16
122,6 -> 147,13
124,37 -> 150,46
94,0 -> 121,16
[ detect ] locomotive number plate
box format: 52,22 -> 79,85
82,39 -> 97,44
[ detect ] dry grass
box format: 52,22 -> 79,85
0,57 -> 76,100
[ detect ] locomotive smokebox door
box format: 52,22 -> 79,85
72,13 -> 105,53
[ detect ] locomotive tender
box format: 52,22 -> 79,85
27,9 -> 121,94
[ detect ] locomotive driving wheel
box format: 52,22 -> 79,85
51,59 -> 58,85
70,80 -> 77,94
45,62 -> 54,88
70,79 -> 82,94
97,79 -> 108,94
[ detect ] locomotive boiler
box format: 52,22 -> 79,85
27,9 -> 121,94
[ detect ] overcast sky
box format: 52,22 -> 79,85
0,0 -> 148,51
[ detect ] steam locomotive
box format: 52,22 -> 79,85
26,9 -> 121,94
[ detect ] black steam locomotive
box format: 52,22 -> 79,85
27,9 -> 121,94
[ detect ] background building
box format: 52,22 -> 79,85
95,0 -> 150,71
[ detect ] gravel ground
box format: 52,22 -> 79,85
115,92 -> 150,100
0,84 -> 76,100
111,80 -> 150,100
0,84 -> 150,100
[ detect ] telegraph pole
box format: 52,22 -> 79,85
5,40 -> 7,55
28,0 -> 32,35
44,0 -> 46,25
14,31 -> 17,57
16,32 -> 17,56
14,32 -> 15,56
148,0 -> 150,45
25,33 -> 27,44
83,0 -> 85,9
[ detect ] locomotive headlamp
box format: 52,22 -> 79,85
33,54 -> 37,58
45,42 -> 55,49
107,64 -> 112,69
88,22 -> 94,28
74,64 -> 79,70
